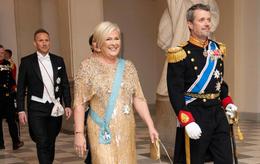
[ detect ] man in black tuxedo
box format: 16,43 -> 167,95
17,29 -> 72,164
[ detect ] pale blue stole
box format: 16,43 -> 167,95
185,41 -> 218,105
90,59 -> 125,144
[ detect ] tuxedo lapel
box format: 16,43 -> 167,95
50,54 -> 58,84
31,53 -> 43,82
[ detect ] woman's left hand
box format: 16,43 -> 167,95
149,126 -> 159,143
74,133 -> 86,158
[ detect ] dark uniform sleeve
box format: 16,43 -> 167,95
167,61 -> 187,113
166,47 -> 194,127
220,81 -> 229,100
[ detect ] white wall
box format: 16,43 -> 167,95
215,0 -> 235,97
103,0 -> 166,103
14,0 -> 42,61
235,0 -> 259,113
0,0 -> 18,64
41,0 -> 60,55
69,0 -> 104,77
257,0 -> 260,111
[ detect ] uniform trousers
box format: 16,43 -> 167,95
0,96 -> 20,147
174,103 -> 233,164
28,100 -> 62,164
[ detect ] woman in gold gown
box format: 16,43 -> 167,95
73,21 -> 158,164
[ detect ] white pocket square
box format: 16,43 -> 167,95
57,66 -> 62,70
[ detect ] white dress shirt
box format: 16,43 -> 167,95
31,52 -> 55,103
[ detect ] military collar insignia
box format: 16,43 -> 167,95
189,36 -> 208,48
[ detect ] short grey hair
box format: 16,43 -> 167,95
186,3 -> 210,22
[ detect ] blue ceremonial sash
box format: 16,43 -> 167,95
185,41 -> 218,104
90,59 -> 125,144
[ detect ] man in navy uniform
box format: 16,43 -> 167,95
0,45 -> 23,150
167,4 -> 238,164
5,49 -> 22,140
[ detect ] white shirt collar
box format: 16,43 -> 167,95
37,51 -> 50,60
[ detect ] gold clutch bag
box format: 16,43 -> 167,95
150,138 -> 160,160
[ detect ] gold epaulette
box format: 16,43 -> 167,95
218,42 -> 227,56
167,47 -> 187,63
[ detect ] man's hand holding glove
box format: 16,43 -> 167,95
225,104 -> 238,119
222,96 -> 238,119
178,110 -> 202,140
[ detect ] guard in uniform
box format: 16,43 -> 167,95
167,4 -> 237,164
4,49 -> 21,139
0,45 -> 23,150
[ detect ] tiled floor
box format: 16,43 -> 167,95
0,114 -> 259,164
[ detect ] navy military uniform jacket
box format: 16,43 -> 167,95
0,60 -> 16,99
0,59 -> 21,149
167,36 -> 232,125
167,36 -> 234,163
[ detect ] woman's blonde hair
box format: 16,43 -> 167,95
93,21 -> 121,49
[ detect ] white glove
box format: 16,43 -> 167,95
225,104 -> 238,119
185,122 -> 202,140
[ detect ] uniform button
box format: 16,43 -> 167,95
194,66 -> 198,70
191,58 -> 195,62
220,63 -> 222,67
187,50 -> 191,54
203,99 -> 207,102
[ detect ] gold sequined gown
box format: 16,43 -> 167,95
74,56 -> 146,164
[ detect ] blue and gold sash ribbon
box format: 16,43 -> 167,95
90,59 -> 125,144
185,41 -> 218,104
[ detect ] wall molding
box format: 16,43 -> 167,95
239,112 -> 260,122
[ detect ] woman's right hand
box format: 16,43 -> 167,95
74,133 -> 87,158
148,126 -> 159,143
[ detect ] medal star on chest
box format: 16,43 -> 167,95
215,82 -> 221,91
214,70 -> 220,79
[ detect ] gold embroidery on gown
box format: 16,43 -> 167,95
74,56 -> 146,164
